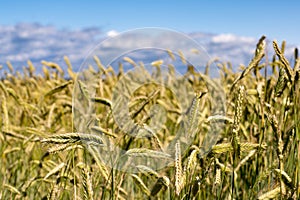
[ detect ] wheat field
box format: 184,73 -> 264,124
0,37 -> 299,199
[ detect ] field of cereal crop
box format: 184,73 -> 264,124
0,37 -> 299,199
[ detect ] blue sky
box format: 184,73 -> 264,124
0,0 -> 299,72
0,0 -> 299,45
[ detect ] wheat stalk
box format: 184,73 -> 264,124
230,85 -> 245,161
184,149 -> 198,174
175,141 -> 183,196
275,65 -> 288,97
79,165 -> 94,200
3,184 -> 21,196
231,36 -> 265,90
131,174 -> 150,196
40,133 -> 104,145
258,186 -> 281,200
273,41 -> 294,83
41,60 -> 64,76
124,148 -> 171,159
214,168 -> 221,185
136,165 -> 159,178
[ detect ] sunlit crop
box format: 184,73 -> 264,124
0,37 -> 299,199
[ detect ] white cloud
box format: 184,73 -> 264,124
0,23 -> 102,71
212,33 -> 255,44
106,30 -> 119,37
